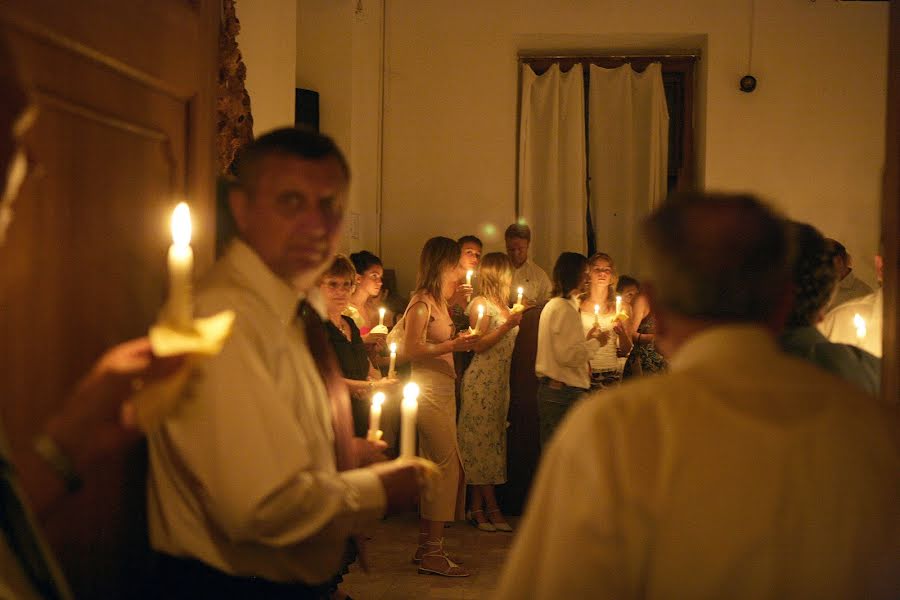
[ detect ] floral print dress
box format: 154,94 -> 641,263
457,300 -> 519,485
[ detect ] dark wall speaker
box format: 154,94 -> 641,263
295,88 -> 320,131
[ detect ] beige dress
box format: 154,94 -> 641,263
406,292 -> 466,522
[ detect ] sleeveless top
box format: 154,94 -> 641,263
406,292 -> 456,379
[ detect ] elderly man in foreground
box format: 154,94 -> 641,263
494,192 -> 900,599
148,128 -> 422,599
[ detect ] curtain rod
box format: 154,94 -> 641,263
518,52 -> 701,61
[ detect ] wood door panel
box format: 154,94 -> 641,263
0,2 -> 217,597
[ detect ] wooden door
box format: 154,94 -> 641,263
0,1 -> 218,597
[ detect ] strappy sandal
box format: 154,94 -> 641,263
486,508 -> 513,532
412,533 -> 464,564
467,509 -> 496,532
417,540 -> 470,577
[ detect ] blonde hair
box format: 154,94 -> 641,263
477,252 -> 513,308
581,252 -> 618,310
320,254 -> 357,285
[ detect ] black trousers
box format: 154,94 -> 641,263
153,553 -> 332,600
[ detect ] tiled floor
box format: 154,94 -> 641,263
341,513 -> 518,599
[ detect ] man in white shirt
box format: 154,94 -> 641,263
147,128 -> 422,598
495,193 -> 900,599
505,224 -> 552,305
826,238 -> 874,308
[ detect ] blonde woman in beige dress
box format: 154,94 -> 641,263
404,236 -> 480,577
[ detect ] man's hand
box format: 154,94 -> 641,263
370,461 -> 423,514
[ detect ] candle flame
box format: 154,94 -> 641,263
389,342 -> 397,353
477,305 -> 485,317
171,202 -> 192,247
853,313 -> 866,339
594,304 -> 600,314
517,287 -> 523,294
403,382 -> 420,403
372,391 -> 386,406
379,307 -> 386,317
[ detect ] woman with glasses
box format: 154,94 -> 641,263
577,252 -> 633,390
319,255 -> 400,437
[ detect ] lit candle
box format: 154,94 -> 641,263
166,202 -> 193,331
367,391 -> 385,441
853,313 -> 867,339
378,307 -> 386,327
400,382 -> 419,458
466,269 -> 474,286
387,342 -> 397,378
615,295 -> 622,315
474,304 -> 486,334
593,303 -> 600,325
516,287 -> 524,306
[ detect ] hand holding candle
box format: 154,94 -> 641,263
853,313 -> 867,339
387,342 -> 397,378
472,304 -> 486,335
400,382 -> 419,459
367,391 -> 385,441
166,202 -> 194,331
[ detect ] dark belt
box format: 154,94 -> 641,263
152,553 -> 332,600
538,376 -> 587,391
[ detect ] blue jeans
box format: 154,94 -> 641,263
537,381 -> 586,447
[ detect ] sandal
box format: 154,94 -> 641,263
417,540 -> 470,577
486,508 -> 513,532
412,534 -> 464,564
467,509 -> 496,532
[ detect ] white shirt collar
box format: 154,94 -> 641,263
226,239 -> 302,324
668,324 -> 779,373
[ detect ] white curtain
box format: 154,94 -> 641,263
588,63 -> 669,277
518,63 -> 587,274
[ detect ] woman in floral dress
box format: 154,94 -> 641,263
457,253 -> 523,532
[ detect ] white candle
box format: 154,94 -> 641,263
400,382 -> 419,458
378,307 -> 386,327
475,304 -> 486,334
466,270 -> 474,286
853,313 -> 867,339
593,303 -> 600,325
516,287 -> 524,306
368,391 -> 385,441
387,342 -> 397,378
615,295 -> 622,315
166,202 -> 193,330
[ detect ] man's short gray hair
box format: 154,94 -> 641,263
641,192 -> 790,322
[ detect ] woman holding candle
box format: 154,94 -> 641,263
348,250 -> 392,337
319,255 -> 400,440
403,236 -> 480,577
578,252 -> 633,390
457,253 -> 523,532
535,252 -> 605,446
